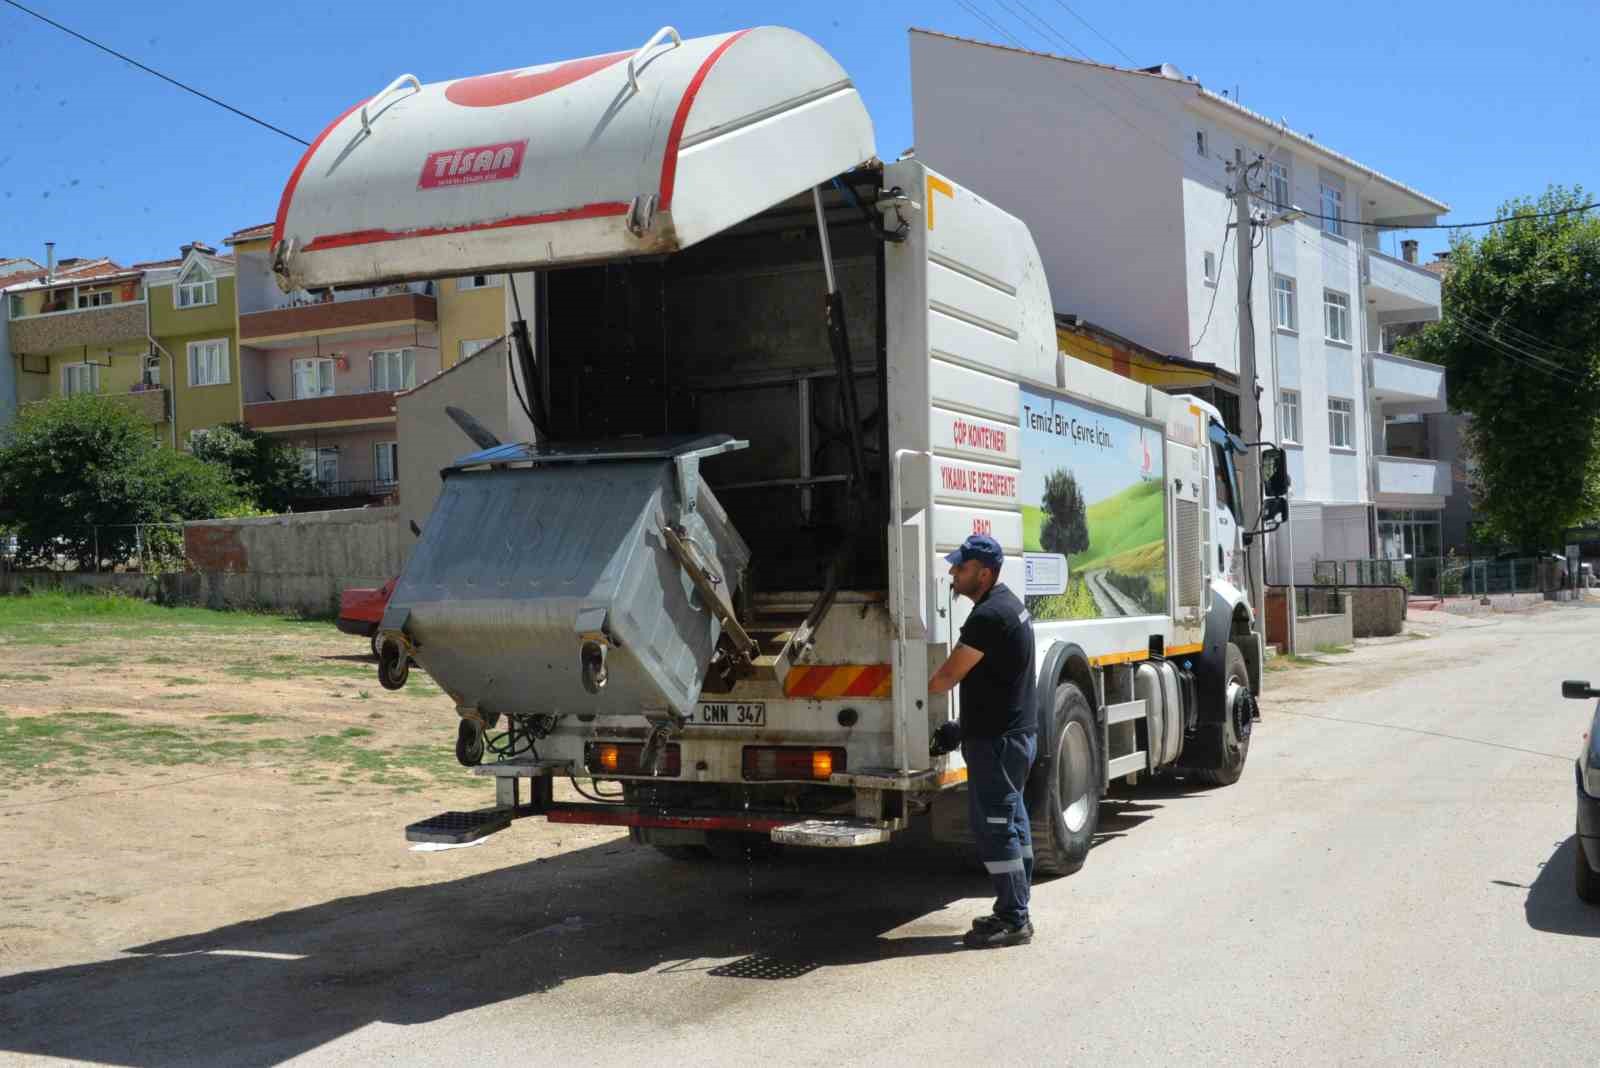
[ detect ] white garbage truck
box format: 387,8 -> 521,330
271,25 -> 1286,872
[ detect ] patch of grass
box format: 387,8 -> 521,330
1266,653 -> 1324,670
144,655 -> 180,665
59,654 -> 119,667
340,726 -> 374,738
205,713 -> 271,725
165,693 -> 201,700
0,590 -> 318,629
1313,642 -> 1353,656
357,690 -> 371,700
0,672 -> 51,682
165,676 -> 205,687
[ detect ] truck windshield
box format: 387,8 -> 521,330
1208,420 -> 1244,525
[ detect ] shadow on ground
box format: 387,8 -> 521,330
1522,836 -> 1600,938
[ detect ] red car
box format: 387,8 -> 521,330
337,576 -> 398,658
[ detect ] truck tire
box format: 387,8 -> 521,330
1577,825 -> 1600,905
1194,642 -> 1252,787
1033,681 -> 1101,877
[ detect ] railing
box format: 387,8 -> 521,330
301,479 -> 396,499
263,280 -> 432,313
1314,556 -> 1569,598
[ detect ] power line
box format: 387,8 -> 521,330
1191,199 -> 1236,350
1447,308 -> 1581,374
1264,197 -> 1598,232
0,0 -> 309,146
953,0 -> 1029,48
1446,315 -> 1584,384
1048,0 -> 1139,65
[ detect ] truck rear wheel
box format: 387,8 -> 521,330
1033,681 -> 1101,877
1577,825 -> 1600,905
1194,642 -> 1253,787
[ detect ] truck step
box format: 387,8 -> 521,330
405,808 -> 512,845
770,818 -> 893,848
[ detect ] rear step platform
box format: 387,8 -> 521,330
405,809 -> 512,845
770,819 -> 894,848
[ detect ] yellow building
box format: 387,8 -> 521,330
143,243 -> 242,446
1056,312 -> 1242,433
5,258 -> 172,441
436,272 -> 511,369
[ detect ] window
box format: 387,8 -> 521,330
1273,275 -> 1297,331
1320,183 -> 1344,238
459,338 -> 496,361
292,357 -> 335,399
1278,389 -> 1301,443
77,290 -> 113,308
457,274 -> 500,290
299,446 -> 338,485
371,348 -> 416,391
1195,130 -> 1208,157
176,264 -> 217,308
1323,289 -> 1351,343
1268,160 -> 1291,211
1328,397 -> 1355,449
375,441 -> 399,485
62,362 -> 99,396
187,339 -> 230,386
7,294 -> 21,318
1203,251 -> 1217,284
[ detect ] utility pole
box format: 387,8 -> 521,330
1230,148 -> 1266,632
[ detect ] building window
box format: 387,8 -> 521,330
176,264 -> 217,308
375,441 -> 399,485
144,354 -> 161,387
1320,183 -> 1344,238
77,291 -> 114,308
1328,397 -> 1354,449
1195,130 -> 1208,157
1268,160 -> 1291,211
1278,389 -> 1301,444
1377,508 -> 1442,562
292,357 -> 335,399
1273,275 -> 1297,331
299,446 -> 339,485
62,362 -> 99,396
457,274 -> 500,291
459,337 -> 496,361
187,339 -> 231,386
7,294 -> 21,318
1323,289 -> 1351,343
1203,251 -> 1217,284
371,348 -> 416,391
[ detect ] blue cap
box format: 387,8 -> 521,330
945,533 -> 1004,571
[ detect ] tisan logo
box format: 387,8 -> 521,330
418,140 -> 528,190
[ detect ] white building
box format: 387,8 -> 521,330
909,29 -> 1451,583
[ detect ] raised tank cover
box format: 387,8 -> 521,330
271,26 -> 876,290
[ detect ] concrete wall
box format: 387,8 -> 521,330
1290,603 -> 1353,654
180,506 -> 403,615
1350,586 -> 1405,638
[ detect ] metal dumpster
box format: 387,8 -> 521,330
379,434 -> 750,721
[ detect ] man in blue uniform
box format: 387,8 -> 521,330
928,534 -> 1038,948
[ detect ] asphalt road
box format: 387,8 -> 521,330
5,604 -> 1599,1065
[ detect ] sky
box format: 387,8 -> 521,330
1,0 -> 1594,271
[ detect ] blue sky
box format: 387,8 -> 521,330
1,0 -> 1594,269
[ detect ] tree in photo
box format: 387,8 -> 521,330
1398,186 -> 1600,549
0,394 -> 244,569
190,422 -> 315,513
1040,468 -> 1090,557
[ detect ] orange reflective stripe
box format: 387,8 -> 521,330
784,665 -> 893,700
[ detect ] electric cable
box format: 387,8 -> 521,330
1261,197 -> 1597,232
1190,199 -> 1236,350
0,0 -> 309,145
1048,0 -> 1139,64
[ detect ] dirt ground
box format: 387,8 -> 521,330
0,593 -> 1468,981
0,595 -> 625,976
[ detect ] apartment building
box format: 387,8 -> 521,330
909,29 -> 1451,581
142,242 -> 241,447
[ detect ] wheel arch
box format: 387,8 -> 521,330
1028,641 -> 1097,814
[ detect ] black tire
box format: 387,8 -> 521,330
369,631 -> 382,660
1033,681 -> 1102,877
378,640 -> 408,691
1195,642 -> 1252,787
653,844 -> 713,862
455,719 -> 484,767
1577,826 -> 1600,905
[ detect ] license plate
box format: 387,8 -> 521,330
694,701 -> 766,727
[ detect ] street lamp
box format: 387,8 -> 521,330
1265,205 -> 1307,228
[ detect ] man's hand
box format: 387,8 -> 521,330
928,644 -> 984,695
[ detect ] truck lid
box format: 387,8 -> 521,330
271,26 -> 875,291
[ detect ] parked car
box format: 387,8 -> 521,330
337,577 -> 398,658
1560,678 -> 1600,903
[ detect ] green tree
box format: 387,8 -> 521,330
1040,468 -> 1090,556
0,394 -> 244,569
1397,186 -> 1600,549
190,422 -> 314,512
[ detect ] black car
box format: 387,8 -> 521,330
1560,679 -> 1600,903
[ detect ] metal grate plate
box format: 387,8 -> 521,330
405,809 -> 511,845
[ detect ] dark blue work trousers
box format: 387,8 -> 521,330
963,730 -> 1037,926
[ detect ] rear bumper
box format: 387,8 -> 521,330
545,803 -> 789,834
335,616 -> 377,638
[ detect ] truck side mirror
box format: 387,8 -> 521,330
1563,680 -> 1597,700
1262,446 -> 1290,499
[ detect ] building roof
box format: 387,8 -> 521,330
2,258 -> 141,292
225,222 -> 275,245
908,28 -> 1450,215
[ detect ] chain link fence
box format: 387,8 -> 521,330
0,524 -> 190,574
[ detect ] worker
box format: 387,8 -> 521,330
928,533 -> 1038,948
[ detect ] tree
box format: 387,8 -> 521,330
0,394 -> 244,569
1040,469 -> 1090,557
190,422 -> 314,512
1397,186 -> 1600,549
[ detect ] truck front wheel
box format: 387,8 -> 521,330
1194,642 -> 1253,787
1033,681 -> 1102,877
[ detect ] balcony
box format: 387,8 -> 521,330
116,386 -> 169,424
243,390 -> 397,431
1368,351 -> 1447,415
1363,249 -> 1441,320
238,288 -> 436,347
9,301 -> 147,354
1373,455 -> 1453,507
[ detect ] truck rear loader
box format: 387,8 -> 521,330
270,25 -> 1282,872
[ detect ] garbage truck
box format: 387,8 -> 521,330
270,25 -> 1287,873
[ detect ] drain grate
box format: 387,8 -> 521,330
405,809 -> 511,845
707,954 -> 819,981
